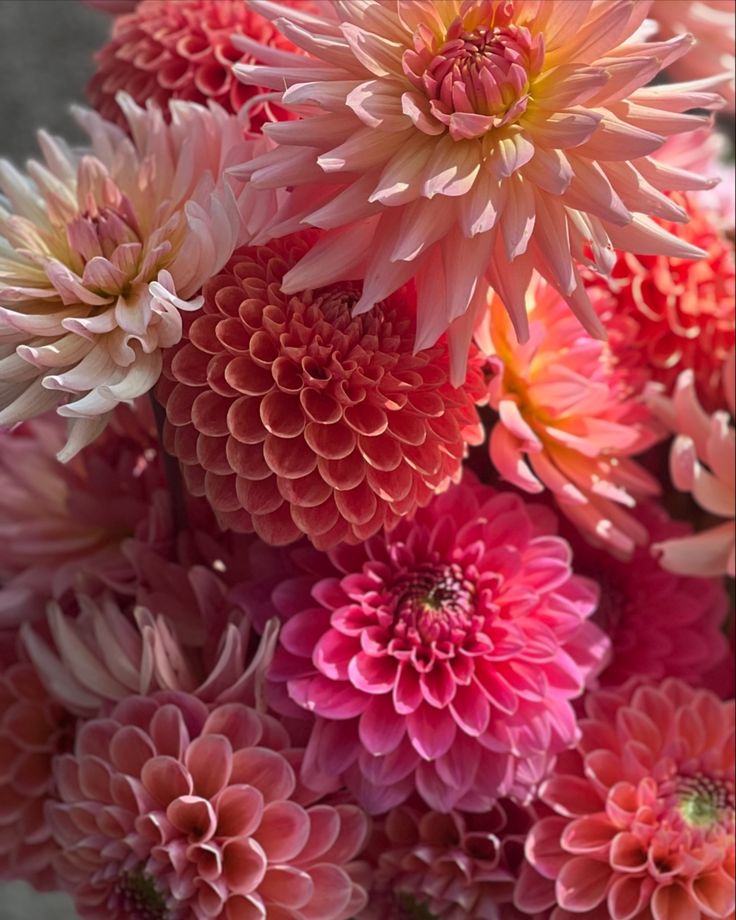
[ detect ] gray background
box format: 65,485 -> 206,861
0,5 -> 106,916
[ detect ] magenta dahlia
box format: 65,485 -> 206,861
517,678 -> 735,920
157,232 -> 485,549
49,692 -> 369,919
254,479 -> 609,814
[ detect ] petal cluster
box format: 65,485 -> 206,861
518,678 -> 736,920
234,0 -> 719,371
0,96 -> 264,454
649,352 -> 736,577
88,0 -> 312,130
258,480 -> 609,814
49,692 -> 369,919
158,232 -> 485,549
485,277 -> 661,557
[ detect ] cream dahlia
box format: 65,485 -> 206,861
484,277 -> 661,557
255,479 -> 609,814
0,95 -> 269,456
49,693 -> 370,919
0,656 -> 73,890
588,191 -> 735,412
157,232 -> 485,549
561,502 -> 730,688
516,678 -> 736,920
362,799 -> 541,920
88,0 -> 312,131
648,351 -> 735,578
234,0 -> 719,373
0,404 -> 162,627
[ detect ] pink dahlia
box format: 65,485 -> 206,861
157,232 -> 485,549
588,191 -> 735,412
258,479 -> 609,814
0,404 -> 162,627
0,658 -> 73,890
484,277 -> 660,557
561,502 -> 730,688
88,0 -> 311,131
49,692 -> 369,919
361,799 -> 542,920
652,0 -> 736,111
649,351 -> 735,577
234,0 -> 719,372
517,678 -> 736,920
0,96 -> 268,456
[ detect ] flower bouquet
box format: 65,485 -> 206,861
0,1 -> 734,918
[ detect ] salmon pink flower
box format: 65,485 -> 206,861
517,678 -> 736,920
257,480 -> 609,815
0,96 -> 268,456
88,0 -> 312,131
48,693 -> 370,920
484,277 -> 661,558
649,352 -> 735,577
233,0 -> 720,373
157,232 -> 485,549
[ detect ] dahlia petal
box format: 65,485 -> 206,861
651,883 -> 700,920
359,695 -> 406,756
556,856 -> 612,911
406,705 -> 457,761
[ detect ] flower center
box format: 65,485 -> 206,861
392,563 -> 476,646
676,775 -> 736,830
403,15 -> 544,139
113,868 -> 171,920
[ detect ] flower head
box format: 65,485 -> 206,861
0,96 -> 266,455
158,232 -> 485,549
255,479 -> 608,814
517,678 -> 736,920
562,502 -> 730,688
588,191 -> 735,412
88,0 -> 312,131
485,277 -> 660,557
362,799 -> 541,920
234,0 -> 719,373
49,692 -> 370,919
648,352 -> 736,577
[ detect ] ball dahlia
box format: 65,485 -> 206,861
0,95 -> 268,456
234,0 -> 719,373
88,0 -> 311,131
0,657 -> 73,890
157,232 -> 485,549
588,192 -> 735,413
256,479 -> 609,814
561,503 -> 730,688
362,799 -> 542,920
48,692 -> 370,919
516,678 -> 736,920
484,277 -> 660,558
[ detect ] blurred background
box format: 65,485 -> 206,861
0,1 -> 101,911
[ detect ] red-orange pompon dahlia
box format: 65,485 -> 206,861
157,232 -> 485,549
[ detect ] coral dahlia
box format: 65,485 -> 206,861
517,678 -> 736,920
588,191 -> 735,413
256,479 -> 609,814
0,96 -> 268,456
88,0 -> 311,131
49,692 -> 370,919
484,277 -> 661,557
649,352 -> 736,578
158,232 -> 485,549
234,0 -> 719,373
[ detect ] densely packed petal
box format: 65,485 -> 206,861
157,232 -> 485,549
518,678 -> 736,920
48,692 -> 370,919
233,0 -> 722,374
483,276 -> 661,557
0,95 -> 272,455
249,479 -> 609,815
